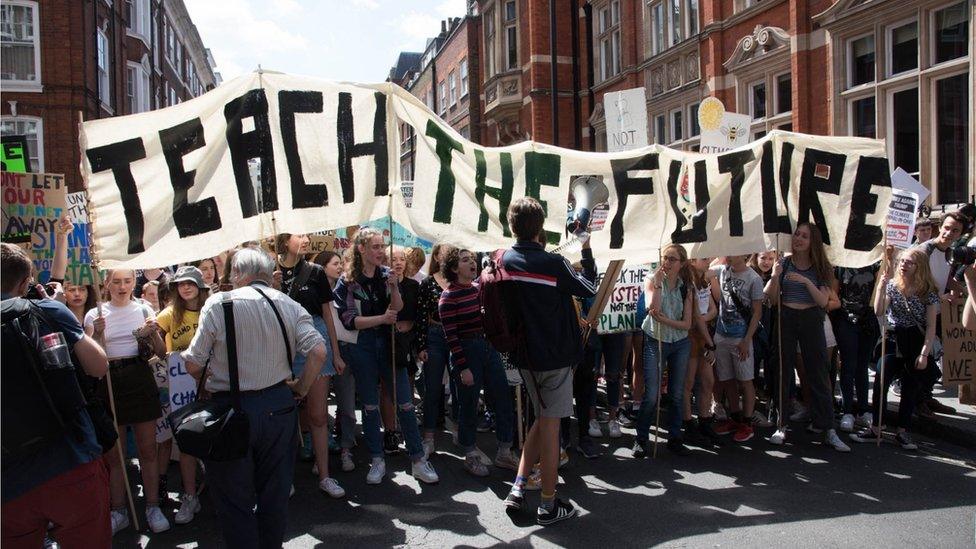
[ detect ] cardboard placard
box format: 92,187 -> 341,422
1,172 -> 67,283
941,300 -> 975,386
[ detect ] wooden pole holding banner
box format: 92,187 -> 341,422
776,234 -> 785,430
875,237 -> 891,447
582,260 -> 624,347
79,112 -> 140,532
652,250 -> 664,459
388,195 -> 400,433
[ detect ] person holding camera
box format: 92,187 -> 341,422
2,243 -> 111,548
83,269 -> 169,535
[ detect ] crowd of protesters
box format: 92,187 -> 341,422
3,198 -> 976,547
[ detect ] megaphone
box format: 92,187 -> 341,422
567,175 -> 610,237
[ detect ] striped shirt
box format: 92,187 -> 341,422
781,260 -> 821,305
438,282 -> 483,372
183,282 -> 324,392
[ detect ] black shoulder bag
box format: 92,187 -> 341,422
167,295 -> 249,461
725,271 -> 769,360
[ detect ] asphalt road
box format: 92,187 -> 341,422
113,421 -> 976,549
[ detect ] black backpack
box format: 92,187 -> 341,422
1,298 -> 86,467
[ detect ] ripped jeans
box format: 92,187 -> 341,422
342,329 -> 424,460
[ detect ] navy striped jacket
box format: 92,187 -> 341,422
502,241 -> 597,371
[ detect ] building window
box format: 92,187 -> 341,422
460,58 -> 469,97
449,71 -> 457,107
654,114 -> 666,144
127,63 -> 150,113
97,29 -> 112,107
775,73 -> 791,115
650,2 -> 664,55
126,0 -> 150,39
888,21 -> 918,75
686,0 -> 698,37
598,0 -> 621,81
169,85 -> 177,106
849,35 -> 875,87
505,0 -> 517,70
890,86 -> 919,176
933,2 -> 969,64
689,102 -> 700,137
0,1 -> 41,89
485,8 -> 496,78
935,72 -> 968,203
459,125 -> 470,139
0,116 -> 43,171
426,88 -> 435,111
750,81 -> 766,120
670,109 -> 683,143
669,0 -> 681,46
734,0 -> 759,12
439,81 -> 447,114
850,96 -> 876,138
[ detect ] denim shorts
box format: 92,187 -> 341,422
293,315 -> 336,378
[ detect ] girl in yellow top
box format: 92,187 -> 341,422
155,266 -> 210,525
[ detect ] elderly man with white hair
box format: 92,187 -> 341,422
183,247 -> 326,549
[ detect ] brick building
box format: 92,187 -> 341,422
391,0 -> 973,206
0,0 -> 219,191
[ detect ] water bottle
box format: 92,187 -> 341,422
39,332 -> 74,370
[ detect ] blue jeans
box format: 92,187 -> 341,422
421,324 -> 452,432
637,336 -> 690,441
455,337 -> 514,451
293,315 -> 336,378
343,329 -> 423,460
205,384 -> 297,549
833,314 -> 877,415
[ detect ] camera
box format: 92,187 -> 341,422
25,283 -> 57,300
946,244 -> 976,281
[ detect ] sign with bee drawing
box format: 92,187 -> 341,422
699,97 -> 753,154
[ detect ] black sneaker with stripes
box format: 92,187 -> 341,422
536,498 -> 577,526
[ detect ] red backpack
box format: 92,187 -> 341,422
479,249 -> 525,354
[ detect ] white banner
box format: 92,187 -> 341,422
81,72 -> 894,269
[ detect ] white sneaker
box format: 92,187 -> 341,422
174,494 -> 201,525
855,412 -> 873,429
494,448 -> 519,471
145,505 -> 171,533
472,446 -> 492,466
422,438 -> 435,459
412,458 -> 440,484
608,419 -> 623,439
713,403 -> 728,421
769,427 -> 787,445
340,450 -> 355,472
826,429 -> 851,453
110,509 -> 129,535
464,454 -> 489,477
839,414 -> 855,433
319,477 -> 346,498
587,419 -> 603,438
366,458 -> 386,484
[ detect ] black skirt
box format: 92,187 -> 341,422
98,357 -> 162,426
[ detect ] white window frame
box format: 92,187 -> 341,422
649,1 -> 665,56
669,108 -> 683,144
439,81 -> 447,115
654,113 -> 667,144
885,17 -> 919,78
597,0 -> 621,82
484,7 -> 496,78
126,0 -> 151,45
1,0 -> 42,92
97,29 -> 112,108
449,71 -> 457,107
460,58 -> 469,97
773,72 -> 792,115
126,61 -> 150,114
685,0 -> 698,38
504,2 -> 518,71
884,82 -> 921,177
930,0 -> 970,67
846,93 -> 877,138
688,102 -> 700,137
928,68 -> 969,203
846,32 -> 876,90
748,80 -> 766,120
668,0 -> 682,47
0,115 -> 44,171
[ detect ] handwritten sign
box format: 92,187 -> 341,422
0,136 -> 29,174
597,264 -> 651,334
307,231 -> 337,255
941,300 -> 975,386
1,172 -> 67,283
64,191 -> 95,285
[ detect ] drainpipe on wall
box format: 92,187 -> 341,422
583,2 -> 595,151
549,0 -> 559,146
570,0 -> 581,150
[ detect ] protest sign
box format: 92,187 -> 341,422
1,136 -> 30,173
307,231 -> 336,255
890,167 -> 929,205
1,172 -> 67,282
79,72 -> 892,270
941,300 -> 975,386
152,358 -> 172,443
885,188 -> 918,249
698,97 -> 752,154
64,191 -> 95,285
596,264 -> 651,334
605,88 -> 649,152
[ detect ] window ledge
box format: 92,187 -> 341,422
1,82 -> 43,93
126,30 -> 150,49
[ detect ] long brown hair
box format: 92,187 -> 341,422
171,282 -> 210,327
794,222 -> 835,286
429,243 -> 455,279
344,227 -> 383,282
662,243 -> 694,291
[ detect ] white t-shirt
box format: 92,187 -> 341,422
85,301 -> 156,359
696,286 -> 711,316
